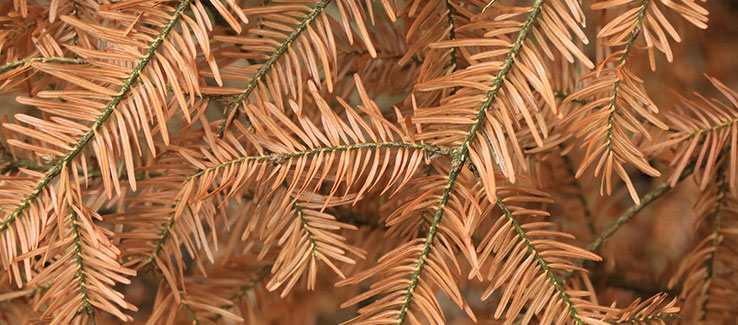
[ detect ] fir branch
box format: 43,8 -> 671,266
699,169 -> 728,321
396,1 -> 544,322
603,0 -> 649,154
228,266 -> 271,302
0,0 -> 192,233
148,141 -> 447,264
496,198 -> 586,324
604,313 -> 679,323
217,0 -> 333,138
296,204 -> 319,258
183,303 -> 200,325
190,141 -> 449,180
0,57 -> 85,72
0,155 -> 47,173
688,117 -> 738,138
69,208 -> 95,323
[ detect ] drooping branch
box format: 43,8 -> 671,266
585,163 -> 694,255
147,141 -> 449,264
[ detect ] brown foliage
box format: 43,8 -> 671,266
0,0 -> 734,324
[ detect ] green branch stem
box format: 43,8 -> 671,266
0,57 -> 85,72
497,198 -> 586,324
688,118 -> 738,138
584,164 -> 693,256
70,209 -> 95,323
603,0 -> 649,153
698,169 -> 727,321
561,163 -> 695,283
0,0 -> 192,233
445,0 -> 458,88
561,154 -> 596,235
217,0 -> 333,138
189,141 -> 450,180
605,313 -> 679,324
396,0 -> 544,322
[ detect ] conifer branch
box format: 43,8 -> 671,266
603,0 -> 649,154
397,1 -> 544,322
0,0 -> 192,233
228,266 -> 271,302
147,141 -> 447,264
561,154 -> 596,235
217,0 -> 333,138
0,57 -> 85,72
604,313 -> 679,323
69,208 -> 95,323
687,117 -> 738,137
496,198 -> 586,324
189,141 -> 449,180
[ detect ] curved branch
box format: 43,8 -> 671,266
397,0 -> 544,322
148,141 -> 448,264
0,0 -> 192,233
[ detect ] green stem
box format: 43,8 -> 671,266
688,118 -> 738,138
584,164 -> 693,255
396,1 -> 544,323
0,0 -> 192,233
0,156 -> 47,173
561,164 -> 694,282
182,302 -> 200,325
217,0 -> 333,138
0,57 -> 85,72
69,209 -> 95,323
228,266 -> 271,301
189,142 -> 450,180
296,204 -> 319,258
497,198 -> 585,324
603,0 -> 649,154
605,313 -> 679,324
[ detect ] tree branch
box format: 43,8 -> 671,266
397,1 -> 544,322
0,0 -> 192,233
217,0 -> 334,138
